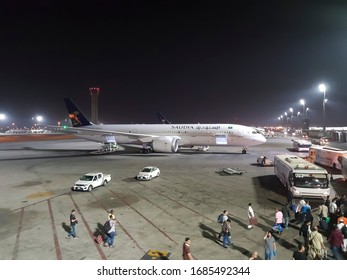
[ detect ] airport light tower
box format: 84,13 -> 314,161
89,87 -> 100,124
318,84 -> 326,131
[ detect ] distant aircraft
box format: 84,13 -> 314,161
56,98 -> 266,154
156,112 -> 170,124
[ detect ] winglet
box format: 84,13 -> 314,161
64,98 -> 93,127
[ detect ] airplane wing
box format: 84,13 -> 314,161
48,125 -> 161,143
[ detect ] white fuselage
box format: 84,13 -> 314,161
71,123 -> 266,148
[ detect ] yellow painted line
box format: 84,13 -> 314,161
26,192 -> 54,199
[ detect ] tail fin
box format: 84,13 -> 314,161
156,112 -> 171,124
64,98 -> 93,127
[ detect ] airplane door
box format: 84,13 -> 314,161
102,135 -> 116,143
215,134 -> 227,145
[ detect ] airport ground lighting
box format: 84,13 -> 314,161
32,115 -> 44,128
318,83 -> 326,131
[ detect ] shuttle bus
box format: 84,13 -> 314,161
308,146 -> 347,170
274,154 -> 330,199
339,155 -> 347,180
292,139 -> 312,152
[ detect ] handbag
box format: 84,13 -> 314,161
250,217 -> 258,225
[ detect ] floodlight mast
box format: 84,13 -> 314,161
318,84 -> 326,131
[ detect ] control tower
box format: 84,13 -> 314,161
89,87 -> 100,124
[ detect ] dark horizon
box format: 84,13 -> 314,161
1,1 -> 347,128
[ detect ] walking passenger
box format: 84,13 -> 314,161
292,244 -> 307,260
222,219 -> 232,248
308,226 -> 325,260
104,218 -> 116,248
328,225 -> 344,260
66,209 -> 78,239
217,210 -> 229,240
247,203 -> 256,229
263,231 -> 276,260
182,237 -> 193,260
282,204 -> 291,229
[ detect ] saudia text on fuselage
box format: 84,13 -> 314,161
171,125 -> 221,130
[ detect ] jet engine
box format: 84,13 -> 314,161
152,136 -> 180,153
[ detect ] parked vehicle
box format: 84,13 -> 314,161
72,172 -> 111,192
136,166 -> 160,180
274,154 -> 330,199
308,146 -> 347,170
311,137 -> 329,146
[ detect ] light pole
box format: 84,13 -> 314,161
289,108 -> 293,129
318,83 -> 326,131
300,99 -> 305,115
0,113 -> 6,132
306,107 -> 309,116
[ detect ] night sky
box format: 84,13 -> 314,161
1,1 -> 347,128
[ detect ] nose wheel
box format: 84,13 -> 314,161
242,148 -> 247,154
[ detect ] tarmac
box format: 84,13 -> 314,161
0,134 -> 346,260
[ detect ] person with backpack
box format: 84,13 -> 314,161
222,219 -> 232,248
217,210 -> 229,240
104,217 -> 116,248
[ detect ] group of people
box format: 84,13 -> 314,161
65,209 -> 117,248
294,195 -> 347,260
66,196 -> 347,260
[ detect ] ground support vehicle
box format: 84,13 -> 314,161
274,154 -> 330,199
292,139 -> 312,152
308,146 -> 347,170
257,155 -> 273,166
72,172 -> 111,191
340,155 -> 347,180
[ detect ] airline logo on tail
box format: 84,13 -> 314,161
64,98 -> 92,127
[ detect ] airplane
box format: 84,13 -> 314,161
156,112 -> 210,151
56,98 -> 266,154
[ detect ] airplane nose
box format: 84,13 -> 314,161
259,135 -> 266,144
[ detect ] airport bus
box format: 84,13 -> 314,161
308,146 -> 347,170
340,155 -> 347,180
274,154 -> 330,199
292,139 -> 312,152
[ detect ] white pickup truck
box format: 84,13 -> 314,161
71,172 -> 111,192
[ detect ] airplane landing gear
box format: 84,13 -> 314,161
98,143 -> 118,153
242,147 -> 247,154
139,147 -> 153,154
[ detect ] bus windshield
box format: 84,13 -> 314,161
292,173 -> 329,189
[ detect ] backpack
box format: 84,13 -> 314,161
103,220 -> 111,233
217,213 -> 224,224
